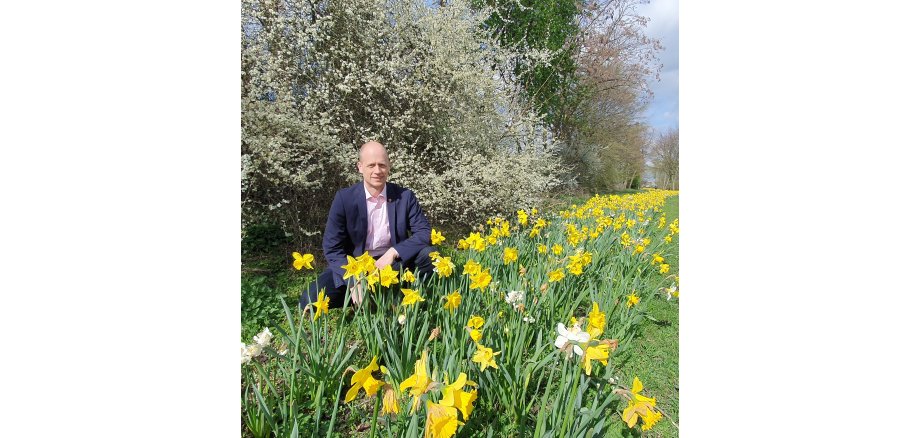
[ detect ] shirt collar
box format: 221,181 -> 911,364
364,183 -> 387,201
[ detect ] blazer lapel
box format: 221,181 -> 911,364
356,184 -> 368,253
387,183 -> 397,245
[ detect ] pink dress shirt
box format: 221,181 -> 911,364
365,184 -> 393,257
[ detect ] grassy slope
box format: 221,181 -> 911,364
612,194 -> 679,437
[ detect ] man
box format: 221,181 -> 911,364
299,141 -> 436,310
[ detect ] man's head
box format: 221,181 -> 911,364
357,141 -> 390,193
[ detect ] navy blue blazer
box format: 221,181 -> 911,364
322,182 -> 432,288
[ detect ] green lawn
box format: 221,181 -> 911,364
613,194 -> 679,437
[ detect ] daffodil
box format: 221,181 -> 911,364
659,263 -> 670,274
345,356 -> 385,402
554,322 -> 589,358
382,384 -> 400,415
502,247 -> 518,264
582,341 -> 610,376
466,315 -> 484,329
292,252 -> 314,270
399,350 -> 433,413
517,209 -> 528,226
443,290 -> 461,313
379,265 -> 399,287
433,256 -> 455,278
313,290 -> 330,321
402,288 -> 426,307
652,253 -> 664,265
356,251 -> 376,276
431,228 -> 446,245
627,293 -> 640,308
537,244 -> 547,254
471,344 -> 500,371
468,328 -> 482,343
341,255 -> 364,281
462,259 -> 481,276
425,401 -> 460,438
403,269 -> 416,283
586,302 -> 606,338
621,377 -> 662,431
439,372 -> 477,421
551,244 -> 563,255
548,269 -> 565,282
469,269 -> 492,291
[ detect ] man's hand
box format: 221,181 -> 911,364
374,247 -> 399,271
350,282 -> 364,306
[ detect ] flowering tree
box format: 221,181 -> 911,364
241,0 -> 564,243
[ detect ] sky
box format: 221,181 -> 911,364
636,0 -> 679,136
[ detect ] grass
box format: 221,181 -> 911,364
612,194 -> 679,437
242,190 -> 679,436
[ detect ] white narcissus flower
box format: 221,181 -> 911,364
523,316 -> 535,323
397,314 -> 407,325
246,343 -> 263,359
505,290 -> 525,305
253,327 -> 272,347
241,342 -> 252,365
554,323 -> 590,358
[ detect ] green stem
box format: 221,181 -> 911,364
325,376 -> 346,438
369,393 -> 382,438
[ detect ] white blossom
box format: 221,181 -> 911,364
554,322 -> 589,358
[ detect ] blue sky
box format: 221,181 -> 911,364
636,0 -> 678,136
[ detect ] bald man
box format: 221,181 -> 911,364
300,141 -> 436,309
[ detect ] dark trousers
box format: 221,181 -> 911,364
299,246 -> 437,310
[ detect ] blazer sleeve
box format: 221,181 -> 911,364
393,189 -> 432,262
322,190 -> 349,289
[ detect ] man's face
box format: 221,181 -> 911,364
357,145 -> 390,191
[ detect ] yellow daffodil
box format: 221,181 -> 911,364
500,221 -> 510,237
471,344 -> 500,371
356,252 -> 376,276
345,356 -> 385,402
548,269 -> 565,282
517,209 -> 528,226
659,263 -> 670,274
537,244 -> 547,254
439,372 -> 477,421
551,244 -> 563,255
443,290 -> 461,313
292,252 -> 314,270
587,302 -> 606,338
431,228 -> 446,245
466,315 -> 484,329
342,255 -> 364,281
502,247 -> 518,265
652,253 -> 664,265
634,245 -> 645,254
622,377 -> 662,431
469,269 -> 492,291
403,269 -> 416,283
433,256 -> 455,278
379,265 -> 399,287
401,288 -> 426,307
313,290 -> 330,321
462,259 -> 481,276
582,342 -> 610,376
429,251 -> 442,261
399,351 -> 433,413
364,270 -> 380,292
664,235 -> 672,243
382,384 -> 400,415
468,328 -> 482,343
627,293 -> 640,308
425,401 -> 460,438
